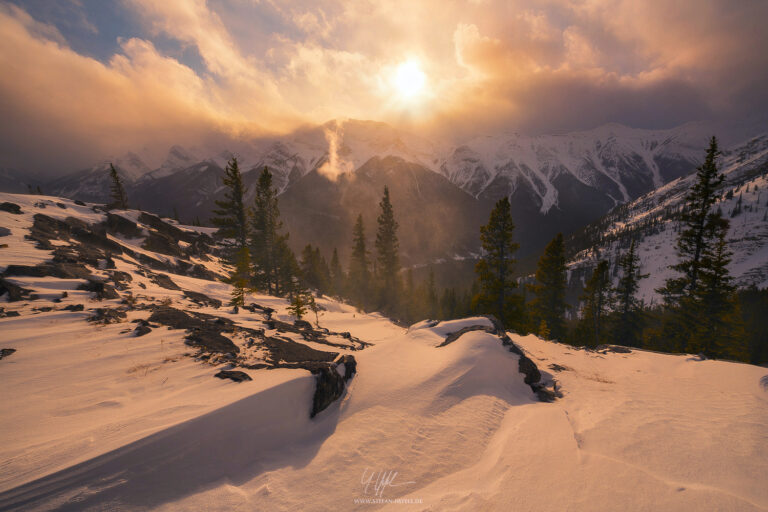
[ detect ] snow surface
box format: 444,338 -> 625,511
1,193 -> 767,511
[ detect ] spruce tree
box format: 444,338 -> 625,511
211,157 -> 248,252
348,214 -> 371,310
375,186 -> 400,311
612,240 -> 648,347
329,248 -> 345,297
108,163 -> 128,210
425,268 -> 439,319
251,167 -> 287,294
474,197 -> 522,329
688,216 -> 746,359
659,137 -> 725,303
229,246 -> 252,307
577,260 -> 613,348
529,233 -> 567,341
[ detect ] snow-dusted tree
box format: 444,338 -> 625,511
529,233 -> 567,341
474,197 -> 522,329
612,240 -> 648,347
108,163 -> 128,210
211,157 -> 248,253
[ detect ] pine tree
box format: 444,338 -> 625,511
577,260 -> 613,348
440,287 -> 459,320
251,167 -> 287,294
375,186 -> 400,311
300,244 -> 330,294
474,197 -> 522,329
274,236 -> 299,296
287,289 -> 309,321
229,246 -> 252,307
659,137 -> 725,304
348,214 -> 371,310
211,158 -> 248,256
687,216 -> 747,359
612,240 -> 648,347
108,163 -> 128,210
425,268 -> 438,319
329,248 -> 345,297
529,233 -> 567,341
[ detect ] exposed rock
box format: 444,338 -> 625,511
148,272 -> 181,291
33,306 -> 53,312
311,364 -> 346,417
214,370 -> 252,382
134,320 -> 152,337
77,279 -> 120,300
56,202 -> 67,209
183,290 -> 222,308
335,354 -> 357,380
138,212 -> 196,243
109,271 -> 133,290
0,348 -> 16,360
74,200 -> 86,206
261,336 -> 337,364
142,231 -> 183,257
294,319 -> 313,330
517,354 -> 542,385
0,307 -> 21,318
0,202 -> 22,214
0,227 -> 10,237
105,213 -> 143,238
62,304 -> 85,312
0,278 -> 33,301
185,331 -> 239,355
438,325 -> 495,347
88,308 -> 127,324
549,363 -> 571,372
596,344 -> 633,354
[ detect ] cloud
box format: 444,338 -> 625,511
0,0 -> 766,173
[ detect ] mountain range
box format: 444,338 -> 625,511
2,120 -> 760,275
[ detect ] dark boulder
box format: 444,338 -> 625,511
74,200 -> 86,206
0,202 -> 22,214
335,354 -> 357,380
517,354 -> 542,385
142,231 -> 183,258
214,370 -> 252,382
63,304 -> 85,312
138,212 -> 196,243
0,348 -> 16,360
311,364 -> 346,417
438,325 -> 495,347
0,227 -> 10,237
294,319 -> 313,330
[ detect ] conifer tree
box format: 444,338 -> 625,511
425,268 -> 438,319
375,186 -> 400,310
688,217 -> 747,359
348,214 -> 371,309
474,197 -> 522,329
287,289 -> 309,321
229,246 -> 252,307
329,248 -> 345,297
108,163 -> 128,210
659,137 -> 725,304
251,167 -> 290,294
612,240 -> 648,347
211,157 -> 248,252
300,244 -> 330,294
577,260 -> 613,348
440,287 -> 459,320
529,233 -> 567,341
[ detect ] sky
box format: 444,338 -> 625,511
1,0 -> 767,174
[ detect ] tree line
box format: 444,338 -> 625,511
209,138 -> 761,363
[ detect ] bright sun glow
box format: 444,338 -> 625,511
394,60 -> 426,99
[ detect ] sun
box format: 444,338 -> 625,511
393,59 -> 426,99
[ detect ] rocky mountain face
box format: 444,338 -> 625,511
3,120 -> 751,266
562,133 -> 768,306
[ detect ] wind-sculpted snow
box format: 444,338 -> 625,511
1,192 -> 767,511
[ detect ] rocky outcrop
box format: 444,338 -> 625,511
77,279 -> 120,300
214,370 -> 252,382
0,278 -> 33,301
0,202 -> 22,214
183,290 -> 222,308
88,308 -> 127,324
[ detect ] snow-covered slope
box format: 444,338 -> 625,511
1,192 -> 767,511
566,134 -> 768,303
